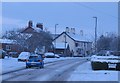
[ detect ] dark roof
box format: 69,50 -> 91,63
21,27 -> 34,33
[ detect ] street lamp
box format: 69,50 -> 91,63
54,24 -> 59,54
64,33 -> 67,57
93,17 -> 98,54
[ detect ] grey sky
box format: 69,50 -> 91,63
1,2 -> 118,37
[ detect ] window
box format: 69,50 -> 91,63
6,45 -> 11,51
75,42 -> 78,47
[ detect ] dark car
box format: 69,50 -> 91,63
9,52 -> 18,58
26,54 -> 44,68
0,49 -> 7,59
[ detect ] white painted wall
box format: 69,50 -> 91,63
54,33 -> 92,56
55,33 -> 75,52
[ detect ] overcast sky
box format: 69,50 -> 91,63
1,2 -> 118,37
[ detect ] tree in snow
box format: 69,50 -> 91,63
118,36 -> 120,51
2,30 -> 30,51
96,33 -> 119,52
26,31 -> 53,52
2,29 -> 53,52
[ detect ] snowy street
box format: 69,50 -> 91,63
2,58 -> 87,81
1,57 -> 119,82
1,1 -> 120,83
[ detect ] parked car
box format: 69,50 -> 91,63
26,54 -> 44,68
18,52 -> 30,62
58,54 -> 65,57
73,54 -> 83,57
0,49 -> 7,59
91,51 -> 120,70
9,52 -> 18,58
55,54 -> 60,58
44,52 -> 55,58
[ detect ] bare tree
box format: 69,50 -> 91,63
97,33 -> 119,52
3,29 -> 53,52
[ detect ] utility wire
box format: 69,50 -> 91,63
72,3 -> 120,21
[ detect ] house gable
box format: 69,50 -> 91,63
54,32 -> 92,43
21,27 -> 34,33
54,32 -> 75,41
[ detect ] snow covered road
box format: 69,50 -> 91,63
1,57 -> 85,75
1,57 -> 119,83
2,58 -> 87,81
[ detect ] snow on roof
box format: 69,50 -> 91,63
66,32 -> 92,42
0,39 -> 15,44
34,27 -> 42,32
53,42 -> 68,49
91,55 -> 120,63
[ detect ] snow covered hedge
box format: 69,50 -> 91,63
91,55 -> 120,70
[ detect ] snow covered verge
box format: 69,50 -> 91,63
91,55 -> 120,63
0,57 -> 86,75
67,61 -> 119,81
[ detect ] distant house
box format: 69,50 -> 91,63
53,27 -> 93,57
21,20 -> 43,33
21,20 -> 50,53
0,39 -> 23,54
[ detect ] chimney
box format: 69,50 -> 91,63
36,23 -> 43,30
71,28 -> 75,34
80,30 -> 83,36
66,27 -> 70,33
28,20 -> 33,28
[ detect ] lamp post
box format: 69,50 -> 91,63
93,17 -> 97,54
54,24 -> 58,54
64,33 -> 67,57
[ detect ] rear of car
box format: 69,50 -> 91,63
26,54 -> 44,68
18,52 -> 30,62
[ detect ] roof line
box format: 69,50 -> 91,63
54,32 -> 92,43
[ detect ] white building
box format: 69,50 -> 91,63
53,28 -> 92,57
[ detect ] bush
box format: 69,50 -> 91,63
91,61 -> 108,70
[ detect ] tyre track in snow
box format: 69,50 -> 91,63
3,59 -> 87,81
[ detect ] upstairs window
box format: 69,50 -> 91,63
6,45 -> 11,51
75,43 -> 78,47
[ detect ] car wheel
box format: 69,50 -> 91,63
42,65 -> 44,68
116,63 -> 120,71
18,59 -> 20,62
39,66 -> 41,69
26,66 -> 29,68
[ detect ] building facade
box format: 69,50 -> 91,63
53,28 -> 92,56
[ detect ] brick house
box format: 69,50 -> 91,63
0,39 -> 24,55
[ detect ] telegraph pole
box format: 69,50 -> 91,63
54,24 -> 58,54
93,17 -> 97,54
